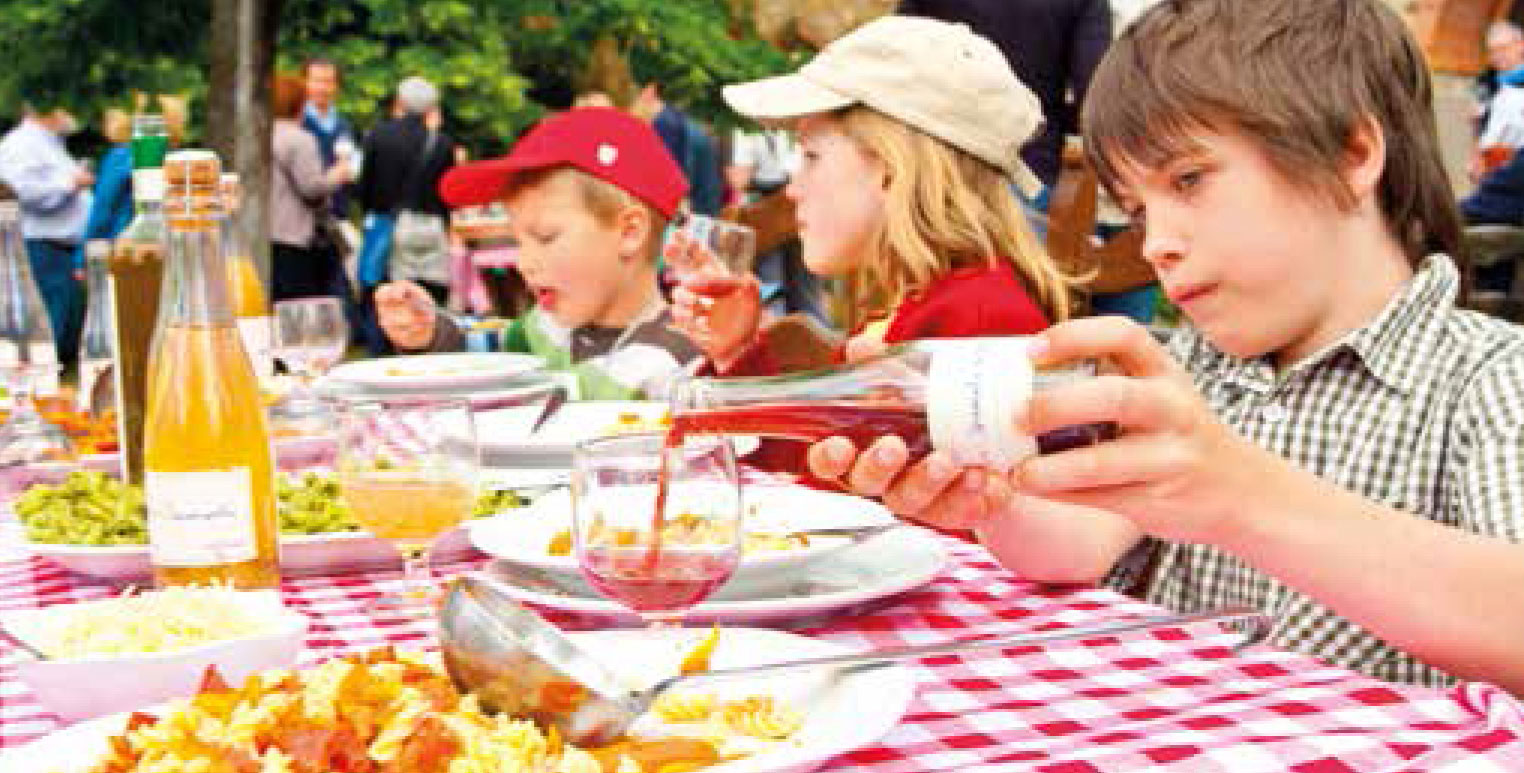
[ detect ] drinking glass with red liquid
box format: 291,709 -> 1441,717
571,433 -> 742,628
667,337 -> 1115,476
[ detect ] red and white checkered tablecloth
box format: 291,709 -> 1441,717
3,537 -> 1523,771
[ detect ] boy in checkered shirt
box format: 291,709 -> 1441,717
812,0 -> 1524,693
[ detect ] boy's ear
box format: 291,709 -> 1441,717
615,204 -> 653,262
1342,115 -> 1386,202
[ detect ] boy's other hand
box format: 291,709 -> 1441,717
806,436 -> 1007,532
375,280 -> 438,350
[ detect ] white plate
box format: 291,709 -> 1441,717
469,485 -> 897,580
0,627 -> 916,773
473,400 -> 668,464
325,352 -> 546,392
18,524 -> 478,583
482,526 -> 946,625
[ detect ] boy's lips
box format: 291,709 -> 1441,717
1167,282 -> 1215,307
533,287 -> 559,311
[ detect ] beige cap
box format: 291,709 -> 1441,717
723,15 -> 1045,197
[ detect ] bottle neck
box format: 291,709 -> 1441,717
161,218 -> 233,327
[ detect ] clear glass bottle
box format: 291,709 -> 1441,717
219,173 -> 273,380
77,238 -> 115,413
669,337 -> 1109,472
144,150 -> 279,589
108,113 -> 171,484
0,202 -> 74,477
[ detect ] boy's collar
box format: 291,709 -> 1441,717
1335,254 -> 1457,394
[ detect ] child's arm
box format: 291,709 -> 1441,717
1020,316 -> 1524,694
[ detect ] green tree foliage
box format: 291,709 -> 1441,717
0,0 -> 794,155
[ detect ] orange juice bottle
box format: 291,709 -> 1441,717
219,173 -> 273,380
144,151 -> 278,589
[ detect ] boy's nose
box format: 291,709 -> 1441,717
1140,224 -> 1186,271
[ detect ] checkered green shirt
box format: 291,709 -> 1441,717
1113,255 -> 1524,686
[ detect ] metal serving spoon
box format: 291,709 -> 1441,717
438,574 -> 1270,747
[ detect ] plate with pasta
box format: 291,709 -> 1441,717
468,484 -> 898,580
1,627 -> 917,773
482,525 -> 947,625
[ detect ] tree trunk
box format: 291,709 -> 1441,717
207,0 -> 281,283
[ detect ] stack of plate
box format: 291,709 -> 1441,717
469,485 -> 947,624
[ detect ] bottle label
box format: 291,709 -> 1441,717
925,337 -> 1038,470
237,316 -> 276,379
146,467 -> 258,567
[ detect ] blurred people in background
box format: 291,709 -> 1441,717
81,95 -> 189,247
271,73 -> 352,301
1472,22 -> 1524,181
301,58 -> 357,219
632,81 -> 723,216
81,108 -> 133,243
357,77 -> 457,307
0,102 -> 92,367
899,0 -> 1111,204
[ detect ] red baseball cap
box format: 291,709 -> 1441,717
438,107 -> 689,219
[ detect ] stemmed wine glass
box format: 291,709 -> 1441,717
572,433 -> 742,629
0,202 -> 73,506
337,396 -> 479,614
271,296 -> 348,431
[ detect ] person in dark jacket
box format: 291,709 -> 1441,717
357,77 -> 457,303
898,0 -> 1111,192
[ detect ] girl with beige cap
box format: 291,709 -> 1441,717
670,14 -> 1076,375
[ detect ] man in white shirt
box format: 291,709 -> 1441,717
0,103 -> 92,367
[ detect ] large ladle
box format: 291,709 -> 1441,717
439,574 -> 1271,747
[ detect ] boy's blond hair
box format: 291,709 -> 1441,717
831,106 -> 1075,329
1082,0 -> 1462,268
503,165 -> 668,261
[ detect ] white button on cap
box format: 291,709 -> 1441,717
597,143 -> 618,166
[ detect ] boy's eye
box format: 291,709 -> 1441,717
1172,168 -> 1205,194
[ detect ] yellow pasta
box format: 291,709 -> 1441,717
720,696 -> 803,740
652,692 -> 717,722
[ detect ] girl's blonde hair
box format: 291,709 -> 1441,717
831,106 -> 1076,330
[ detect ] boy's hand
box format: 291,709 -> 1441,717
375,280 -> 437,350
1018,317 -> 1270,546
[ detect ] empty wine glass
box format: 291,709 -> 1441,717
0,203 -> 73,506
337,396 -> 479,614
271,296 -> 348,431
572,433 -> 742,629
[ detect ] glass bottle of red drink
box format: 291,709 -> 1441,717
668,337 -> 1110,474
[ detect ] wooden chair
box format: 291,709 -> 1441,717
1045,143 -> 1156,309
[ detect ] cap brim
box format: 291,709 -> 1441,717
438,151 -> 560,208
723,74 -> 856,123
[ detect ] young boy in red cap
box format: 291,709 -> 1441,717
376,107 -> 699,399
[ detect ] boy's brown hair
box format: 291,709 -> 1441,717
503,166 -> 668,261
1082,0 -> 1462,267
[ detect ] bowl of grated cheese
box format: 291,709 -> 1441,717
0,586 -> 306,722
